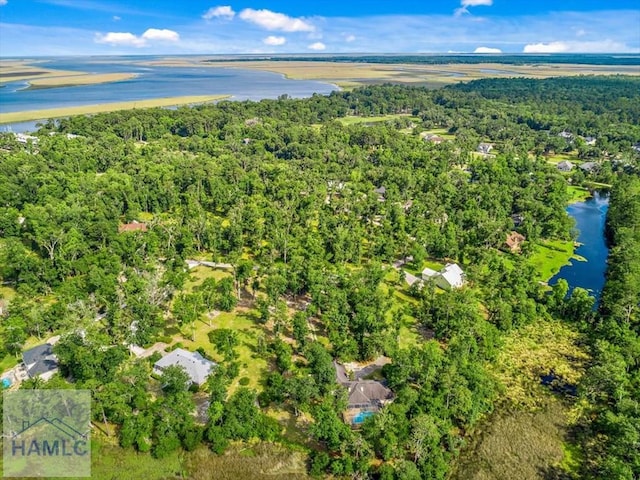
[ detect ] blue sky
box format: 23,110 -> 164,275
0,0 -> 639,56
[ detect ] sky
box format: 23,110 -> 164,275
0,0 -> 639,56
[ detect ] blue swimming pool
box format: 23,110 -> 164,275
352,411 -> 375,424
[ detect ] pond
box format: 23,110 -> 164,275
549,191 -> 610,300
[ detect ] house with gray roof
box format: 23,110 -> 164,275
22,344 -> 59,381
557,160 -> 574,172
334,361 -> 394,426
579,161 -> 598,173
153,348 -> 216,386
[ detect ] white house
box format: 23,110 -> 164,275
421,263 -> 465,290
153,348 -> 216,386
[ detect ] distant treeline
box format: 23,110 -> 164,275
204,54 -> 640,66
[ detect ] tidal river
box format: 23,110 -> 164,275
549,191 -> 610,300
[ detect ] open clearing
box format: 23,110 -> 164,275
337,113 -> 420,126
527,239 -> 576,282
0,95 -> 230,124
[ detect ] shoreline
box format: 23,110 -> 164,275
0,95 -> 230,124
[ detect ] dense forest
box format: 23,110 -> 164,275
0,76 -> 639,479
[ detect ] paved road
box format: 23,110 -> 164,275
392,256 -> 413,268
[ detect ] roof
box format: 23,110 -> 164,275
557,160 -> 574,170
439,263 -> 465,288
421,267 -> 438,278
478,143 -> 493,153
22,344 -> 58,378
118,221 -> 148,233
579,162 -> 598,171
423,134 -> 444,143
511,213 -> 525,226
374,186 -> 386,195
347,381 -> 393,408
154,348 -> 216,385
505,231 -> 526,251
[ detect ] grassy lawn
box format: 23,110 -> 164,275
337,114 -> 419,126
420,128 -> 456,140
545,151 -> 580,165
0,285 -> 16,302
177,309 -> 268,393
527,239 -> 575,282
567,185 -> 592,204
380,274 -> 422,348
183,265 -> 232,293
0,354 -> 20,374
404,258 -> 445,277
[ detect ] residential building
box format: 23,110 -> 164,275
579,162 -> 598,173
423,133 -> 444,144
505,231 -> 526,253
153,348 -> 216,386
22,344 -> 59,381
477,143 -> 493,155
422,263 -> 466,290
334,361 -> 393,426
557,160 -> 574,172
118,220 -> 148,233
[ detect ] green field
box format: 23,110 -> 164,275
337,114 -> 419,126
177,309 -> 268,393
567,185 -> 592,203
527,239 -> 576,282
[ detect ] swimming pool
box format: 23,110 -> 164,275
352,411 -> 375,424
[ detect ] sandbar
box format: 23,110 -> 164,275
0,95 -> 230,124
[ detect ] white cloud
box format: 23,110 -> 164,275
263,35 -> 286,46
203,5 -> 235,20
142,28 -> 180,42
95,28 -> 179,48
112,15 -> 121,21
523,40 -> 630,53
345,34 -> 356,42
308,42 -> 326,51
95,32 -> 146,47
239,8 -> 315,32
462,0 -> 492,5
474,46 -> 502,53
0,0 -> 8,6
455,0 -> 492,16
